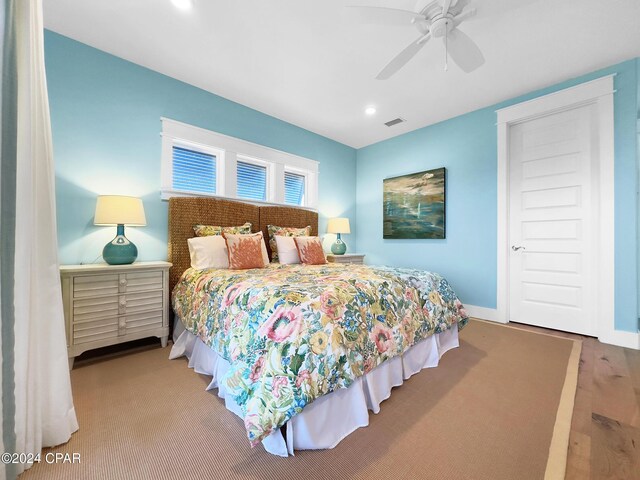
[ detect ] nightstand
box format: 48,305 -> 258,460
326,253 -> 365,264
60,261 -> 172,369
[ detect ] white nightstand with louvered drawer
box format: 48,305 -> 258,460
60,261 -> 172,369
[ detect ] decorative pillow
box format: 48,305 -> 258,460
223,232 -> 269,270
187,235 -> 229,270
267,225 -> 311,262
193,222 -> 252,237
294,236 -> 327,265
274,236 -> 300,265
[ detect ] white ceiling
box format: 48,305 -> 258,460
43,0 -> 640,149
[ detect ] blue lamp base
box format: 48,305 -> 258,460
331,233 -> 347,255
103,224 -> 138,265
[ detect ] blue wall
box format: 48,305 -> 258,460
44,31 -> 357,264
45,30 -> 639,332
356,59 -> 639,332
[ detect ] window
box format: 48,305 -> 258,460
171,146 -> 216,195
284,171 -> 305,206
237,160 -> 267,201
161,118 -> 319,208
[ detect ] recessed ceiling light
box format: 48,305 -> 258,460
171,0 -> 193,11
365,106 -> 377,116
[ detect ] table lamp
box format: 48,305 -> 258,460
94,195 -> 146,265
327,217 -> 350,255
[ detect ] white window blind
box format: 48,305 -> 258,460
236,160 -> 266,201
284,172 -> 305,206
172,146 -> 216,194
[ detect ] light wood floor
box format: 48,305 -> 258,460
508,322 -> 640,480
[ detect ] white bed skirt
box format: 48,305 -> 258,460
169,320 -> 459,457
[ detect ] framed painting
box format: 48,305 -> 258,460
383,167 -> 446,239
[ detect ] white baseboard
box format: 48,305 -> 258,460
464,305 -> 504,323
599,329 -> 640,350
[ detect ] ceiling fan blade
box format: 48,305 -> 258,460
376,34 -> 431,80
442,0 -> 454,15
445,28 -> 485,73
345,6 -> 422,26
418,0 -> 441,16
453,7 -> 477,26
466,0 -> 542,20
450,0 -> 471,14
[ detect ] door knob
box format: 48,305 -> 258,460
511,246 -> 525,251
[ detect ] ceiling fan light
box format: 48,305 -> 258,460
171,0 -> 193,11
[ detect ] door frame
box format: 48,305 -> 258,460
496,75 -> 615,342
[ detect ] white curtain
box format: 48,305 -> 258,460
0,2 -> 7,478
12,0 -> 78,474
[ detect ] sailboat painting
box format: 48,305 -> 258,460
383,167 -> 446,239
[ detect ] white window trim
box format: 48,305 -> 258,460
161,117 -> 319,209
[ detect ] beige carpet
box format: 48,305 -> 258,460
22,320 -> 580,480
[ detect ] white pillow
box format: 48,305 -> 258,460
187,235 -> 229,270
275,235 -> 300,265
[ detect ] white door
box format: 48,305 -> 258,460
508,104 -> 597,335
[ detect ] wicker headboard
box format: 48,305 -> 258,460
167,197 -> 318,294
168,197 -> 260,295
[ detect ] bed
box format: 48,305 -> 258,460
168,197 -> 468,456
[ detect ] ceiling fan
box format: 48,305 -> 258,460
348,0 -> 484,79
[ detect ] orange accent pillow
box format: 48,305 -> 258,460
223,232 -> 268,270
293,236 -> 327,265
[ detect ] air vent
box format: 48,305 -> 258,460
384,117 -> 405,127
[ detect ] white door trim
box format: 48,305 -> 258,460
496,75 -> 623,346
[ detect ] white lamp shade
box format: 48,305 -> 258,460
327,217 -> 350,234
94,195 -> 147,226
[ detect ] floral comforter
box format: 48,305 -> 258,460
172,263 -> 468,446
